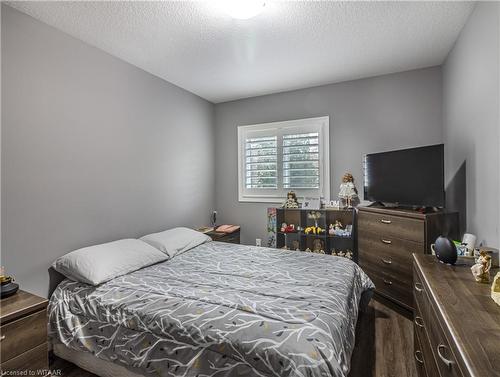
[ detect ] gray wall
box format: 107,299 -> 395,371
214,67 -> 444,245
1,5 -> 215,297
443,2 -> 499,247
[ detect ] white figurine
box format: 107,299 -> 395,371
471,251 -> 492,283
338,173 -> 358,208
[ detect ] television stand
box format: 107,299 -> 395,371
357,206 -> 458,311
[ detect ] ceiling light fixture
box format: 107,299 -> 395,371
223,1 -> 266,20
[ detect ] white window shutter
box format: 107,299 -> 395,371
245,136 -> 278,189
282,132 -> 320,189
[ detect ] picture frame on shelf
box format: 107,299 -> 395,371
302,197 -> 321,210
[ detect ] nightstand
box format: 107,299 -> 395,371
0,290 -> 49,375
207,230 -> 241,244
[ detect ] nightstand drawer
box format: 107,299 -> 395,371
358,211 -> 425,243
220,233 -> 240,244
209,231 -> 240,244
0,309 -> 47,362
1,342 -> 48,374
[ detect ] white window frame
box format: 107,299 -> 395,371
238,116 -> 330,203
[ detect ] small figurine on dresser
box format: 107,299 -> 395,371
471,250 -> 492,283
282,191 -> 299,208
338,173 -> 358,208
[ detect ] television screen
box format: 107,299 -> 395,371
363,144 -> 445,207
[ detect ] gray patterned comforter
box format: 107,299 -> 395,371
49,241 -> 374,377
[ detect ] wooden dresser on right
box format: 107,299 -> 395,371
413,254 -> 500,377
358,206 -> 458,311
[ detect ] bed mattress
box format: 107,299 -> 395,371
49,241 -> 374,377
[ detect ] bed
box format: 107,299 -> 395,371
49,240 -> 374,377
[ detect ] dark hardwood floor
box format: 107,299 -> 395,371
51,298 -> 417,377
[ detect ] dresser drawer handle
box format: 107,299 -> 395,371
414,282 -> 423,292
381,239 -> 392,244
380,219 -> 392,224
414,350 -> 424,364
383,279 -> 393,285
437,344 -> 453,368
0,335 -> 5,341
414,316 -> 424,328
381,258 -> 392,265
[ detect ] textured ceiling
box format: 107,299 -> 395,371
7,1 -> 474,103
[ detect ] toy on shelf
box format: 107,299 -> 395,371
304,226 -> 324,235
280,223 -> 296,233
328,224 -> 335,235
471,250 -> 492,283
330,249 -> 353,259
328,220 -> 352,237
307,211 -> 323,227
312,239 -> 325,254
338,173 -> 358,208
334,220 -> 343,230
282,191 -> 299,209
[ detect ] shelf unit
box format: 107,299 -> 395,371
275,208 -> 357,261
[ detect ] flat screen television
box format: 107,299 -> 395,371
363,144 -> 445,207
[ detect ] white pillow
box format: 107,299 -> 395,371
52,239 -> 168,285
140,227 -> 211,258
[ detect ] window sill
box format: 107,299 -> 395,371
238,195 -> 284,203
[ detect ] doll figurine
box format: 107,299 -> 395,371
338,173 -> 358,208
471,251 -> 492,283
281,222 -> 287,232
282,191 -> 299,208
312,239 -> 324,254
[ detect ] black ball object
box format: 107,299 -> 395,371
433,236 -> 457,265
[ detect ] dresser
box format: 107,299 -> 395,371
358,206 -> 458,311
0,290 -> 49,375
413,254 -> 500,377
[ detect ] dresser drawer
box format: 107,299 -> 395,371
0,309 -> 47,362
426,305 -> 463,377
414,330 -> 427,377
359,249 -> 412,286
415,323 -> 440,377
359,231 -> 423,285
1,342 -> 48,374
414,264 -> 463,377
362,265 -> 413,308
358,211 -> 425,243
359,229 -> 425,257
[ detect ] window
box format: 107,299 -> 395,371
238,116 -> 330,202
